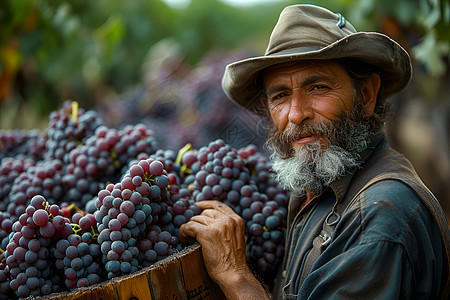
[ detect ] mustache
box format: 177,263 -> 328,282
266,121 -> 333,159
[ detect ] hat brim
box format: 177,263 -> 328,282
222,32 -> 412,113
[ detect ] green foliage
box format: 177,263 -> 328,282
0,0 -> 449,124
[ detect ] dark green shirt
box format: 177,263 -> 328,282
277,136 -> 447,299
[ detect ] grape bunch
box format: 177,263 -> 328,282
238,145 -> 289,274
178,140 -> 290,275
239,145 -> 289,208
45,101 -> 103,161
95,158 -> 179,279
62,124 -> 159,207
0,157 -> 35,212
53,212 -> 101,289
1,108 -> 160,220
191,139 -> 255,210
5,195 -> 64,298
0,129 -> 46,161
3,159 -> 66,219
145,148 -> 202,238
2,195 -> 106,298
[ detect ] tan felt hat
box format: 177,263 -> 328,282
221,4 -> 412,113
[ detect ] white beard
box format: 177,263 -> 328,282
270,140 -> 362,196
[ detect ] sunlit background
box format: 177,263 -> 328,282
1,0 -> 449,218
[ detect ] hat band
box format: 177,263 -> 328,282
266,46 -> 322,57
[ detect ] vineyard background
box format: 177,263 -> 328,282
1,0 -> 449,219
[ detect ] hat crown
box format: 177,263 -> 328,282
266,5 -> 357,55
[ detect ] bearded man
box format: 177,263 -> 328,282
179,4 -> 450,299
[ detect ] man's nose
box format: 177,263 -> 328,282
288,92 -> 313,125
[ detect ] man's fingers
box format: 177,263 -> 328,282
179,220 -> 205,243
200,208 -> 226,219
189,216 -> 214,226
194,200 -> 223,209
195,200 -> 236,215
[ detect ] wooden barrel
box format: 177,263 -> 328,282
36,243 -> 225,300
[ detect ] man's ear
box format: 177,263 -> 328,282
361,73 -> 381,117
260,96 -> 266,109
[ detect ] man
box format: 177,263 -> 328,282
179,4 -> 450,299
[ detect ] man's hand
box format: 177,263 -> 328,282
179,201 -> 269,299
179,200 -> 248,283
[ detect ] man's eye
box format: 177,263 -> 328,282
273,92 -> 287,100
313,85 -> 327,90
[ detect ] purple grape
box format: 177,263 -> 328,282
111,241 -> 125,255
154,241 -> 169,256
265,215 -> 280,230
65,246 -> 78,259
149,161 -> 164,176
120,201 -> 135,217
108,219 -> 122,231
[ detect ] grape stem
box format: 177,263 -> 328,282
90,226 -> 99,240
176,143 -> 194,175
176,143 -> 193,164
70,223 -> 82,235
71,101 -> 79,122
67,203 -> 83,214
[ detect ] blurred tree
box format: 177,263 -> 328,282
0,0 -> 175,122
1,0 -> 448,125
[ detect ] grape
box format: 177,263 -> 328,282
108,219 -> 122,231
20,226 -> 35,240
52,215 -> 66,230
149,186 -> 161,198
154,242 -> 169,256
132,210 -> 146,224
66,246 -> 78,259
105,261 -> 120,273
39,223 -> 56,239
70,258 -> 83,271
78,216 -> 93,230
25,251 -> 38,264
65,268 -> 76,281
86,274 -> 100,285
205,174 -> 219,186
120,201 -> 135,217
121,189 -> 132,200
130,165 -> 144,178
154,176 -> 169,189
25,267 -> 38,278
265,215 -> 281,230
81,232 -> 94,243
77,278 -> 89,288
13,247 -> 27,261
149,161 -> 164,177
17,285 -> 30,297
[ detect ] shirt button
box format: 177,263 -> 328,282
282,270 -> 286,278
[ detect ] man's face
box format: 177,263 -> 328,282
262,60 -> 356,154
262,60 -> 374,195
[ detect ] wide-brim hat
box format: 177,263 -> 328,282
221,4 -> 412,113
